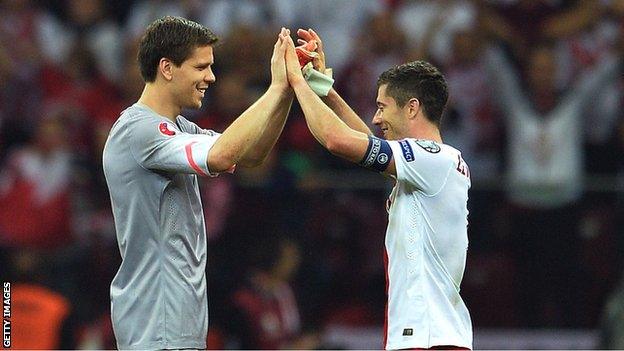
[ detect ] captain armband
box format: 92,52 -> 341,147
359,136 -> 393,172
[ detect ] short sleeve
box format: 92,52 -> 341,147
128,116 -> 222,176
387,139 -> 454,195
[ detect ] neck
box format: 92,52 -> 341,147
406,117 -> 443,143
138,83 -> 180,122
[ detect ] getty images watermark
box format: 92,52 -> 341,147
2,282 -> 10,348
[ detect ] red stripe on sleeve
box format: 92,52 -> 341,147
185,142 -> 209,176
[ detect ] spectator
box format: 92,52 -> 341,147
0,112 -> 75,250
0,0 -> 46,149
226,234 -> 320,349
486,40 -> 621,326
38,0 -> 123,82
338,10 -> 407,129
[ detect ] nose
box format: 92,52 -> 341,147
205,69 -> 216,83
372,110 -> 382,125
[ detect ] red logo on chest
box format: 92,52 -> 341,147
159,122 -> 176,136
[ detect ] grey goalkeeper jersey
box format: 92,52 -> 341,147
103,103 -> 221,350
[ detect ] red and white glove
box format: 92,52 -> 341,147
295,39 -> 318,68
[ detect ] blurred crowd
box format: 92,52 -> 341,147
1,0 -> 624,349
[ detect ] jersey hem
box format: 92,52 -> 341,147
117,341 -> 206,350
386,339 -> 472,350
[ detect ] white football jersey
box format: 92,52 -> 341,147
383,138 -> 472,350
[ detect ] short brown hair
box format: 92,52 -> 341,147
138,16 -> 218,82
377,61 -> 448,126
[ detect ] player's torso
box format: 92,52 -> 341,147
103,106 -> 207,259
384,144 -> 472,349
103,106 -> 209,349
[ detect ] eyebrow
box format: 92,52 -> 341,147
194,61 -> 213,68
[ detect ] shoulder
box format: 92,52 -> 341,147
122,105 -> 179,138
113,104 -> 158,131
176,115 -> 220,136
391,138 -> 454,164
123,104 -> 163,124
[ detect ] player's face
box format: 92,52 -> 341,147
171,45 -> 216,109
373,84 -> 406,140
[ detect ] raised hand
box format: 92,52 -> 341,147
270,27 -> 290,91
295,39 -> 318,68
282,32 -> 306,86
297,28 -> 326,73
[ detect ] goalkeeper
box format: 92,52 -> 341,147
103,18 -> 293,350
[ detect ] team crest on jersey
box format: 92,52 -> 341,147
159,122 -> 176,136
399,140 -> 414,162
415,139 -> 440,153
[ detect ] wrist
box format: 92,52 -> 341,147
268,81 -> 291,95
290,77 -> 308,91
324,87 -> 337,100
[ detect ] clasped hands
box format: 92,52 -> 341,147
271,27 -> 334,97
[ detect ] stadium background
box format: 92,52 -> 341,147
0,0 -> 623,349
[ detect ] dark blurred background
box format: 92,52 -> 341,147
0,0 -> 623,349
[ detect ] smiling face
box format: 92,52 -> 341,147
170,45 -> 215,109
373,84 -> 408,140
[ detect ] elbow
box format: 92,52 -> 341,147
208,152 -> 237,173
238,156 -> 264,168
238,149 -> 270,168
324,132 -> 344,156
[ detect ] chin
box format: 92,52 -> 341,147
186,100 -> 202,110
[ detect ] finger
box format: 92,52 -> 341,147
297,39 -> 308,45
285,34 -> 296,48
297,28 -> 313,41
279,28 -> 290,44
280,33 -> 289,49
309,29 -> 323,50
285,36 -> 299,60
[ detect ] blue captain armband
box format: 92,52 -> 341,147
359,136 -> 393,172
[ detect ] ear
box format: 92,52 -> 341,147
406,98 -> 420,119
158,58 -> 174,81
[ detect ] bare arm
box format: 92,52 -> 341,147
207,29 -> 292,171
322,88 -> 373,135
541,2 -> 601,40
297,29 -> 373,136
237,89 -> 294,167
284,33 -> 396,176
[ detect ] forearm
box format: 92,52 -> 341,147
208,85 -> 290,171
542,2 -> 600,39
322,88 -> 372,135
292,80 -> 366,163
485,46 -> 524,114
239,90 -> 294,166
566,54 -> 621,108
